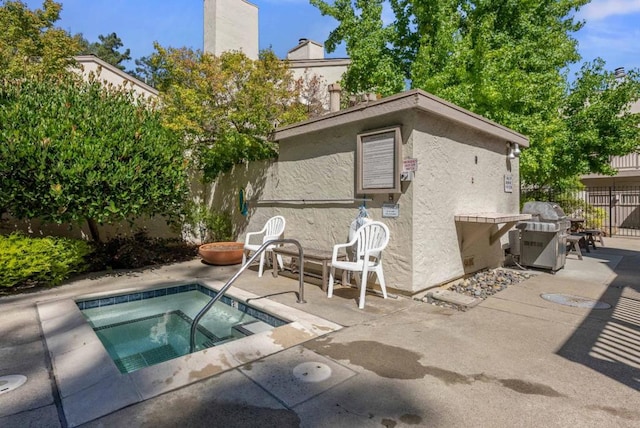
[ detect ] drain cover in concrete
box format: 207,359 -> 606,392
239,347 -> 356,407
293,362 -> 332,383
0,375 -> 27,395
540,293 -> 611,310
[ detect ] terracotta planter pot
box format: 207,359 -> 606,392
198,242 -> 244,266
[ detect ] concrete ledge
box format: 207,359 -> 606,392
427,289 -> 481,309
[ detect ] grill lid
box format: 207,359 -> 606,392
522,201 -> 566,221
516,221 -> 561,232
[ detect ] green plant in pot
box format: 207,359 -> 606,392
186,203 -> 242,265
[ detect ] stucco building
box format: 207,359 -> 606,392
202,2 -> 349,111
73,55 -> 158,99
203,0 -> 259,60
213,89 -> 529,295
285,38 -> 350,111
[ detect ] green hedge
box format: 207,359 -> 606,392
0,233 -> 93,288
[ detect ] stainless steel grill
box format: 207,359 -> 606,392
516,202 -> 569,271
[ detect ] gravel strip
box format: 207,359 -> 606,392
423,268 -> 532,311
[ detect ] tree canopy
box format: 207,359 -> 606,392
146,45 -> 308,180
0,0 -> 80,79
311,0 -> 640,188
0,75 -> 189,241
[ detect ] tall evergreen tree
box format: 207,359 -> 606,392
76,32 -> 132,70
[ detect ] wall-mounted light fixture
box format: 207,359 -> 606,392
507,142 -> 521,159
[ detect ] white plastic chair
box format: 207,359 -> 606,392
328,221 -> 390,309
242,216 -> 286,277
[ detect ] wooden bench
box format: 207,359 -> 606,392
583,229 -> 605,248
566,234 -> 586,260
272,246 -> 347,292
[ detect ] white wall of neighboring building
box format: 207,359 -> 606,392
285,39 -> 349,111
73,55 -> 158,99
204,0 -> 259,60
287,39 -> 325,60
202,1 -> 349,110
289,59 -> 350,87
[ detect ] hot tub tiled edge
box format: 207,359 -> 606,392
37,280 -> 342,427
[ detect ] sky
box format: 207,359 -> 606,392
22,0 -> 640,77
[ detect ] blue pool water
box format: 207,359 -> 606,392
78,284 -> 287,373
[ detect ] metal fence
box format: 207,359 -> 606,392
521,186 -> 640,237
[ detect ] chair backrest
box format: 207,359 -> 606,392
354,221 -> 390,261
262,216 -> 286,241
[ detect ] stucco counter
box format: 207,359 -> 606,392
455,213 -> 532,250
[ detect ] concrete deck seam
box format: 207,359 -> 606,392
236,367 -> 295,410
474,305 -> 595,328
35,303 -> 68,428
490,295 -> 616,315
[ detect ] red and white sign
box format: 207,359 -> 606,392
403,158 -> 418,172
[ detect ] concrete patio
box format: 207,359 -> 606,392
1,237 -> 639,427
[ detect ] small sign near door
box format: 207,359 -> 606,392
504,174 -> 513,193
403,158 -> 418,172
382,203 -> 400,218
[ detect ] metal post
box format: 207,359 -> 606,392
609,186 -> 613,237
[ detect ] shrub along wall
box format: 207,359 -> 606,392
0,233 -> 92,288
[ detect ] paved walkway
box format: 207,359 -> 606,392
1,238 -> 639,427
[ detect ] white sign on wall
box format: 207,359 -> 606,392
382,203 -> 400,218
504,174 -> 513,193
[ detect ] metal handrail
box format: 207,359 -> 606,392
189,238 -> 305,353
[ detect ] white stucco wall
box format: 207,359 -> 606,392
288,60 -> 350,110
412,111 -> 520,289
204,0 -> 259,60
287,41 -> 325,60
289,60 -> 350,87
211,113 -> 415,291
73,56 -> 158,99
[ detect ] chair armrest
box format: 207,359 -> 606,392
244,231 -> 263,246
332,241 -> 354,262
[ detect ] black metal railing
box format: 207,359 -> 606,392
521,185 -> 640,237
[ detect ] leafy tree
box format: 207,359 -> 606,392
147,45 -> 307,180
310,0 -> 404,96
311,0 -> 640,188
551,60 -> 640,180
76,32 -> 132,70
0,75 -> 189,242
0,0 -> 80,78
295,69 -> 329,117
